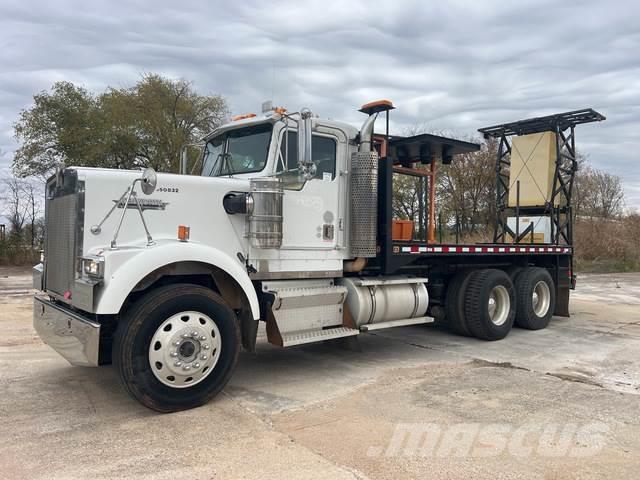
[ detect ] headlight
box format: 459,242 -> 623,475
81,256 -> 104,279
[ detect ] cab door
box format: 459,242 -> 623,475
278,126 -> 348,250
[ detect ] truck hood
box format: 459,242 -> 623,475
72,167 -> 251,257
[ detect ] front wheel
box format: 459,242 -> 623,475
113,284 -> 240,412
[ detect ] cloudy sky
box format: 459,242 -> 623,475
1,0 -> 639,207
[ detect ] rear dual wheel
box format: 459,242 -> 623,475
464,269 -> 516,341
514,267 -> 556,330
445,267 -> 556,341
444,271 -> 474,336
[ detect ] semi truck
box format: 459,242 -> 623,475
32,100 -> 605,412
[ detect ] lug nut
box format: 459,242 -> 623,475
174,361 -> 182,367
200,335 -> 206,341
174,341 -> 181,346
183,365 -> 191,371
203,344 -> 210,350
170,352 -> 178,358
182,333 -> 190,338
201,354 -> 207,360
193,363 -> 200,368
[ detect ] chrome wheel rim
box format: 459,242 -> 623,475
532,280 -> 551,317
488,285 -> 510,326
148,311 -> 221,388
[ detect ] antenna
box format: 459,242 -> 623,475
270,61 -> 275,102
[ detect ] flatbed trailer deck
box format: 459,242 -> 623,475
353,104 -> 603,323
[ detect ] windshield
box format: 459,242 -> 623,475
202,123 -> 272,176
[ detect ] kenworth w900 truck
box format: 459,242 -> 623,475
33,100 -> 604,412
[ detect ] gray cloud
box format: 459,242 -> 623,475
1,0 -> 639,207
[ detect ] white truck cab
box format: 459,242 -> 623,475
33,103 -> 425,411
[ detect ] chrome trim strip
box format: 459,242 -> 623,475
250,270 -> 343,280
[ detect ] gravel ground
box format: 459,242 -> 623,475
1,267 -> 639,479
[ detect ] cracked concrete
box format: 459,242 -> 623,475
1,268 -> 640,479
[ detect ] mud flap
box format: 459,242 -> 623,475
240,308 -> 259,352
554,286 -> 570,317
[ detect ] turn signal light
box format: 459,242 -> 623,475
178,225 -> 190,242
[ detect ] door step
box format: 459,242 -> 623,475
281,327 -> 359,347
263,280 -> 349,347
359,316 -> 434,332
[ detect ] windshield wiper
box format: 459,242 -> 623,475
205,151 -> 221,177
221,153 -> 234,176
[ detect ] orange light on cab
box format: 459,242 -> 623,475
178,225 -> 190,242
231,113 -> 257,121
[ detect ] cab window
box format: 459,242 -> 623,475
277,131 -> 337,180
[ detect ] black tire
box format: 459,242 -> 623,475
113,284 -> 240,412
514,267 -> 556,330
464,269 -> 516,341
445,271 -> 474,336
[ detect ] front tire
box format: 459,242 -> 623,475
113,284 -> 240,412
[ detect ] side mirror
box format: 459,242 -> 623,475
140,168 -> 157,195
297,108 -> 314,179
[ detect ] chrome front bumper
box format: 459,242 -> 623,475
33,294 -> 101,367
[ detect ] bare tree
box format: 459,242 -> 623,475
437,138 -> 497,237
21,179 -> 44,248
574,160 -> 625,219
391,129 -> 497,241
2,177 -> 28,240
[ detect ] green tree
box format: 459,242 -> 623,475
13,82 -> 103,177
13,74 -> 228,177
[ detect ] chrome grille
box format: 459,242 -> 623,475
45,186 -> 81,296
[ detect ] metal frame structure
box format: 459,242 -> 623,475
360,106 -> 603,315
478,109 -> 605,246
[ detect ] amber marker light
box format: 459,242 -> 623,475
178,225 -> 190,242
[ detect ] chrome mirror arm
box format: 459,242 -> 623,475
90,187 -> 130,235
109,171 -> 157,250
110,179 -> 139,249
131,191 -> 155,246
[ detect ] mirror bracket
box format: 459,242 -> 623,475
297,108 -> 314,180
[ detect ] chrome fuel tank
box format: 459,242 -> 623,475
338,277 -> 429,327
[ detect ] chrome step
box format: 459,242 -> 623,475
281,327 -> 359,347
262,280 -> 348,342
359,316 -> 434,332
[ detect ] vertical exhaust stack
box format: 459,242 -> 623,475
348,101 -> 393,260
358,113 -> 378,153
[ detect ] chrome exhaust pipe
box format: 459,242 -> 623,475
358,113 -> 378,152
